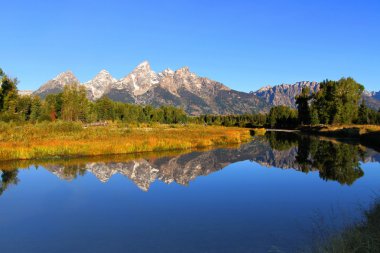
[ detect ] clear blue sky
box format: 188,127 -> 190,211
1,0 -> 379,91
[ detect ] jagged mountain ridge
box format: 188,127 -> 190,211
252,81 -> 380,110
84,69 -> 117,100
251,81 -> 319,108
32,61 -> 265,115
31,62 -> 380,114
34,71 -> 80,99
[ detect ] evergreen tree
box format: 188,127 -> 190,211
61,83 -> 89,122
357,101 -> 369,124
267,106 -> 298,129
310,105 -> 320,125
0,69 -> 18,112
295,87 -> 311,125
29,96 -> 42,122
16,95 -> 32,121
312,78 -> 364,125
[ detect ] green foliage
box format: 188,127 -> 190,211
267,106 -> 298,129
266,131 -> 298,150
309,105 -> 320,125
312,78 -> 364,125
267,132 -> 364,185
61,83 -> 89,122
356,100 -> 380,125
29,96 -> 42,122
45,93 -> 63,120
0,69 -> 19,118
1,69 -> 379,127
16,95 -> 32,121
0,170 -> 19,196
0,65 -> 267,127
296,87 -> 311,125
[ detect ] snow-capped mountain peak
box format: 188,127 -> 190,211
85,70 -> 116,100
32,61 -> 270,114
114,61 -> 159,96
33,70 -> 80,98
135,60 -> 151,70
53,70 -> 77,82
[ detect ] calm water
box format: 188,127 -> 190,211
0,132 -> 379,253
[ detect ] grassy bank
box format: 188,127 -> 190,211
311,199 -> 380,253
299,125 -> 380,150
0,122 -> 252,162
299,124 -> 380,137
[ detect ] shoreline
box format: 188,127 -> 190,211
253,125 -> 380,151
299,125 -> 380,151
0,123 -> 252,162
0,142 -> 244,167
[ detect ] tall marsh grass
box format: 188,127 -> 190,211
0,121 -> 252,161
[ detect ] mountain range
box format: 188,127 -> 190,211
251,82 -> 380,110
25,61 -> 380,115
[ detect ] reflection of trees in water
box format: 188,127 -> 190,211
61,164 -> 87,178
0,133 -> 375,195
266,132 -> 365,185
0,170 -> 19,196
309,140 -> 364,185
266,132 -> 298,151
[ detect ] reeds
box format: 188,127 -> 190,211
251,128 -> 266,136
0,122 -> 252,161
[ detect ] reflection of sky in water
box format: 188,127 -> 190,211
0,139 -> 379,252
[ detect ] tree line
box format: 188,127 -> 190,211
295,77 -> 380,126
1,68 -> 379,127
265,77 -> 380,128
0,68 -> 268,126
0,71 -> 188,124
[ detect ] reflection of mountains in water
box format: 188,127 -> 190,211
42,135 -> 380,190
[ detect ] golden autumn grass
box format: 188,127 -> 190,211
251,128 -> 266,136
0,144 -> 244,172
0,122 -> 252,162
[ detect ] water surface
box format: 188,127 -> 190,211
0,133 -> 379,252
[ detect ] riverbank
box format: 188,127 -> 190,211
298,125 -> 380,150
0,122 -> 252,162
312,199 -> 380,253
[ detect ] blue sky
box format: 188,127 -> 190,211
1,0 -> 379,91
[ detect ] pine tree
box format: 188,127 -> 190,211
310,106 -> 320,125
29,96 -> 42,122
357,101 -> 369,124
61,83 -> 89,122
296,87 -> 311,125
312,78 -> 364,125
0,71 -> 18,112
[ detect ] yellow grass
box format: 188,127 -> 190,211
0,144 -> 245,172
0,122 -> 252,161
252,128 -> 266,136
